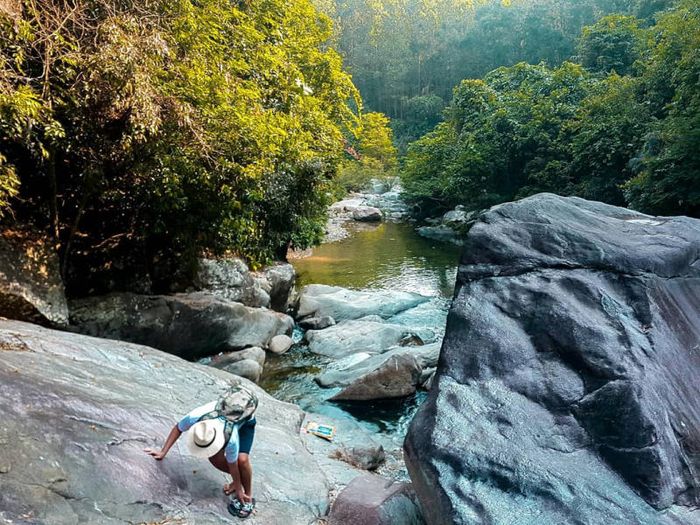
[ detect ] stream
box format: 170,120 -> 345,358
259,220 -> 461,448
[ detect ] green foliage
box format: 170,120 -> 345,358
0,0 -> 360,292
624,0 -> 700,216
334,111 -> 398,196
402,0 -> 699,220
577,14 -> 651,75
323,0 -> 669,147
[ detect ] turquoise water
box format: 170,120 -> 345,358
259,221 -> 461,444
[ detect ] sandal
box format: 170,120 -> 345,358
237,498 -> 256,519
227,498 -> 243,517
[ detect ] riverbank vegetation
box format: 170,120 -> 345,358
0,0 -> 395,293
398,0 -> 699,218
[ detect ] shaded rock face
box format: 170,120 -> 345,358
297,284 -> 429,322
405,194 -> 700,525
0,320 -> 331,525
328,474 -> 424,525
0,231 -> 68,326
70,292 -> 293,360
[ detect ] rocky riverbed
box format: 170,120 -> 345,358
1,189 -> 698,524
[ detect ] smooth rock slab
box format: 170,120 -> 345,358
297,284 -> 430,322
305,319 -> 431,359
0,320 -> 330,525
405,194 -> 700,525
70,292 -> 294,360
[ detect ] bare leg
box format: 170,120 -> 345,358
208,449 -> 228,474
238,453 -> 253,497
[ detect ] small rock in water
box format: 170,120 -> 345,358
218,358 -> 263,383
268,334 -> 294,355
210,346 -> 265,367
352,207 -> 383,222
298,315 -> 336,331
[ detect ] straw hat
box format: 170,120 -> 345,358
184,419 -> 226,458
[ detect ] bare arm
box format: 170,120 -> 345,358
145,424 -> 181,460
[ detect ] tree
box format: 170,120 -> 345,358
577,14 -> 651,75
0,0 -> 361,293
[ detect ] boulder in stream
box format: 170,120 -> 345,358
194,257 -> 295,312
70,292 -> 293,360
305,318 -> 433,359
317,343 -> 440,401
405,194 -> 700,524
296,284 -> 430,322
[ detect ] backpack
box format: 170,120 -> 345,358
199,385 -> 258,440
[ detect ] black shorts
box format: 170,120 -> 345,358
238,417 -> 256,455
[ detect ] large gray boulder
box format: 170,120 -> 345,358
317,343 -> 440,401
405,194 -> 700,524
328,474 -> 424,525
0,320 -> 332,525
297,284 -> 430,322
70,292 -> 293,360
0,231 -> 68,326
305,318 -> 432,359
352,206 -> 383,222
194,258 -> 295,312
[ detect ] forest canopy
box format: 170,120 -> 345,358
398,0 -> 699,218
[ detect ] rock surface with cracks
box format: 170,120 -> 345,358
0,320 -> 339,525
405,194 -> 700,525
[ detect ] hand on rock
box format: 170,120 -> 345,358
144,448 -> 166,460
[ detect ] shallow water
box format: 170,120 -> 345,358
260,221 -> 460,444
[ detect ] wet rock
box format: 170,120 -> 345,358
317,343 -> 440,401
210,346 -> 266,368
330,353 -> 420,402
217,358 -> 263,383
328,474 -> 424,525
0,319 -> 332,525
298,315 -> 336,331
305,319 -> 432,359
0,231 -> 68,326
297,284 -> 429,322
301,414 -> 397,491
70,292 -> 293,360
352,206 -> 383,222
268,334 -> 293,355
405,194 -> 700,524
416,225 -> 465,246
